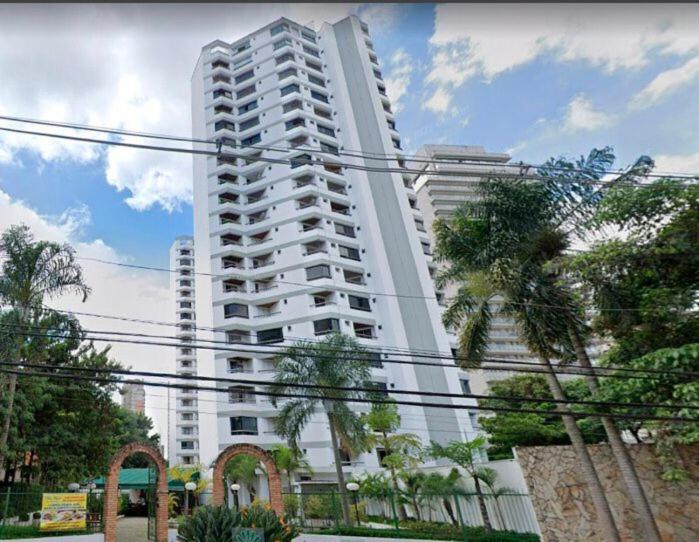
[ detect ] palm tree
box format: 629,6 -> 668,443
434,149 -> 661,542
269,333 -> 372,525
357,471 -> 393,519
398,471 -> 426,521
269,443 -> 313,494
0,225 -> 90,470
420,469 -> 464,525
476,467 -> 516,530
362,401 -> 423,520
222,454 -> 260,505
430,438 -> 493,531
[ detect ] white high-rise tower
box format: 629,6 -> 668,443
169,235 -> 200,465
191,16 -> 479,479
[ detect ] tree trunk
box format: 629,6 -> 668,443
541,355 -> 621,542
326,412 -> 352,525
442,497 -> 458,525
411,494 -> 421,521
473,476 -> 492,532
0,372 -> 18,470
569,328 -> 662,542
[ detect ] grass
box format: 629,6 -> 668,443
0,525 -> 89,539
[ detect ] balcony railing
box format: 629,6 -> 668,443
251,260 -> 275,269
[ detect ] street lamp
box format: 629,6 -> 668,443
346,482 -> 360,527
67,483 -> 80,492
230,483 -> 241,512
184,482 -> 197,516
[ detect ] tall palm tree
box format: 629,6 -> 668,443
435,149 -> 665,542
269,443 -> 314,494
476,467 -> 516,530
0,225 -> 90,470
420,469 -> 464,525
269,333 -> 372,525
362,401 -> 423,520
398,471 -> 426,521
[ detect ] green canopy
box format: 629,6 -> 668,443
91,468 -> 187,491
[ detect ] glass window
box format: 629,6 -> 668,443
270,23 -> 290,36
257,327 -> 284,344
181,441 -> 194,450
308,74 -> 325,87
314,318 -> 340,335
320,142 -> 338,155
290,153 -> 312,168
281,83 -> 300,96
460,379 -> 471,395
334,222 -> 355,238
310,90 -> 328,103
339,245 -> 360,261
213,89 -> 232,100
230,416 -> 258,435
233,56 -> 252,70
303,45 -> 320,58
306,264 -> 331,280
317,124 -> 335,137
301,30 -> 316,42
348,295 -> 370,312
238,100 -> 258,114
237,85 -> 256,99
278,67 -> 297,80
235,69 -> 254,84
285,117 -> 305,131
214,120 -> 235,132
241,133 -> 261,146
274,38 -> 293,51
224,303 -> 249,319
239,116 -> 260,131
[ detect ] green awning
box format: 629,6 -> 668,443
91,468 -> 188,491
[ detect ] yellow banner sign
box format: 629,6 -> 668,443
39,493 -> 87,531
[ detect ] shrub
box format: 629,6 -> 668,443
302,494 -> 338,519
177,503 -> 298,542
320,525 -> 540,541
283,494 -> 300,518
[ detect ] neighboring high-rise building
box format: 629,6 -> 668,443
412,145 -> 538,394
121,381 -> 146,414
169,235 -> 200,466
191,16 -> 479,478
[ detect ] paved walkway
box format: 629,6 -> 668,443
116,516 -> 148,542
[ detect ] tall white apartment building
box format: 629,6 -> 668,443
169,235 -> 200,465
412,145 -> 545,394
191,16 -> 479,479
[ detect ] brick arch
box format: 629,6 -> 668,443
103,442 -> 168,542
212,443 -> 283,515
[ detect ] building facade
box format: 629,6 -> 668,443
191,16 -> 479,479
169,235 -> 201,465
121,381 -> 146,414
412,145 -> 539,394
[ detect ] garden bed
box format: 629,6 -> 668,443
315,525 -> 539,542
0,525 -> 102,540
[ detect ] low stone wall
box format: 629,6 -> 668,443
515,443 -> 699,541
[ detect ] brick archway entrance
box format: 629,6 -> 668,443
103,442 -> 168,542
212,443 -> 283,515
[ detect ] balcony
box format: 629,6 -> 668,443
251,255 -> 275,269
253,280 -> 278,292
330,202 -> 350,215
344,270 -> 366,285
247,190 -> 267,204
248,232 -> 272,245
218,192 -> 239,205
247,211 -> 268,225
223,279 -> 246,293
299,218 -> 323,232
296,197 -> 318,210
354,323 -> 377,339
303,241 -> 327,256
220,212 -> 241,225
254,304 -> 282,319
221,233 -> 243,247
222,256 -> 244,270
294,175 -> 316,189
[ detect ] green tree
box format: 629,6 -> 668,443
479,375 -> 605,459
362,401 -> 423,519
430,438 -> 492,531
269,333 -> 372,525
269,443 -> 313,494
222,454 -> 261,503
0,225 -> 90,470
398,471 -> 426,521
420,469 -> 464,525
433,148 -> 664,542
476,467 -> 517,530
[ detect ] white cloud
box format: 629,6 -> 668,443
424,4 -> 699,101
630,56 -> 699,109
0,188 -> 172,442
564,94 -> 613,132
383,49 -> 413,113
423,88 -> 453,114
0,4 -> 378,212
654,151 -> 699,174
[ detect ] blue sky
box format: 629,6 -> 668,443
1,3 -> 698,435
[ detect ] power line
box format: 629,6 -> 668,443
1,366 -> 693,423
2,114 -> 698,181
2,358 -> 692,412
5,323 -> 698,381
0,124 -> 694,189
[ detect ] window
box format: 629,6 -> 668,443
285,117 -> 305,131
230,416 -> 258,435
241,133 -> 261,146
181,399 -> 193,407
308,74 -> 325,87
415,219 -> 426,232
179,280 -> 191,287
234,40 -> 251,54
213,89 -> 232,100
302,45 -> 320,58
278,67 -> 297,80
180,348 -> 192,356
392,139 -> 402,150
469,411 -> 480,430
181,441 -> 194,450
233,56 -> 252,70
270,22 -> 289,36
339,245 -> 360,261
276,52 -> 295,65
239,116 -> 260,131
368,351 -> 383,368
273,38 -> 293,50
372,381 -> 388,394
317,124 -> 335,137
306,264 -> 331,280
235,69 -> 254,84
281,83 -> 300,96
376,448 -> 387,465
310,90 -> 328,103
238,100 -> 257,114
228,358 -> 249,373
301,30 -> 316,42
348,295 -> 371,312
227,330 -> 252,344
314,106 -> 332,120
214,120 -> 235,132
180,313 -> 192,320
421,242 -> 432,255
306,60 -> 322,72
182,413 -> 193,421
237,85 -> 256,99
229,385 -> 255,404
257,327 -> 284,344
387,119 -> 396,130
212,59 -> 229,69
314,318 -> 340,335
334,222 -> 355,238
224,303 -> 249,319
180,301 -> 192,309
290,153 -> 312,168
460,379 -> 471,395
320,142 -> 338,155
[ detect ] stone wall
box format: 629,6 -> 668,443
515,443 -> 699,541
